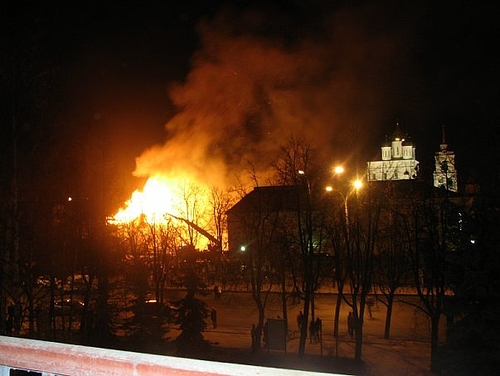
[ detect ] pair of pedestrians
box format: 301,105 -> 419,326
309,317 -> 322,343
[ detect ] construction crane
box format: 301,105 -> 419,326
166,213 -> 221,250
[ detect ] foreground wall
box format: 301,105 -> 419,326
0,336 -> 343,376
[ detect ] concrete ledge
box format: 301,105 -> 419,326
0,336 -> 343,375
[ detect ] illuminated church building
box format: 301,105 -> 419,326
367,122 -> 419,182
367,122 -> 458,192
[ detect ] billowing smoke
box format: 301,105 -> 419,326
134,2 -> 422,187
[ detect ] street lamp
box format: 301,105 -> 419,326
353,179 -> 363,190
325,172 -> 363,355
298,169 -> 312,195
296,169 -> 316,355
325,178 -> 363,225
333,166 -> 345,175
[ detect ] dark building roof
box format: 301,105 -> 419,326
227,185 -> 307,216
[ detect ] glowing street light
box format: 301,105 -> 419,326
325,173 -> 364,225
333,166 -> 344,175
325,179 -> 363,195
353,179 -> 363,190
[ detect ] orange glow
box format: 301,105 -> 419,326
111,175 -> 183,223
111,175 -> 208,223
109,174 -> 212,249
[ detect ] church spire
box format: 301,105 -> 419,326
440,124 -> 449,151
392,119 -> 405,141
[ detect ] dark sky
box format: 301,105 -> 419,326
1,1 -> 499,204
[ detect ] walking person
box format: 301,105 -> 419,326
251,324 -> 256,350
367,297 -> 374,318
315,317 -> 322,342
309,320 -> 316,343
211,307 -> 217,329
297,310 -> 304,331
213,285 -> 221,300
347,311 -> 354,339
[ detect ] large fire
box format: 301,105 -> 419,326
109,174 -> 212,250
112,175 -> 183,223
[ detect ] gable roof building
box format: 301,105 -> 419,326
226,185 -> 306,255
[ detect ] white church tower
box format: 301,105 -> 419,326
367,121 -> 419,182
433,126 -> 458,192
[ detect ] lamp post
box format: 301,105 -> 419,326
325,167 -> 363,358
297,169 -> 315,356
325,178 -> 363,226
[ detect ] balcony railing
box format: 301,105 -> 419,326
0,336 -> 340,375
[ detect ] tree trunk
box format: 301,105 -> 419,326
353,293 -> 367,362
27,289 -> 35,337
95,272 -> 110,343
252,302 -> 265,352
333,283 -> 344,338
49,276 -> 57,339
383,292 -> 394,339
430,313 -> 441,372
311,292 -> 315,322
333,283 -> 344,358
79,272 -> 94,337
298,291 -> 311,356
281,273 -> 288,332
354,315 -> 363,361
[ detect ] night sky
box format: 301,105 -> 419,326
1,1 -> 499,208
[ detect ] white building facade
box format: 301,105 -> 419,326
367,122 -> 419,182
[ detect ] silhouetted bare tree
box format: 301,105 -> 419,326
374,208 -> 412,339
342,185 -> 381,361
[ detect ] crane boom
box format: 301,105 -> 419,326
166,213 -> 220,248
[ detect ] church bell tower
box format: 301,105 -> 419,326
433,126 -> 458,192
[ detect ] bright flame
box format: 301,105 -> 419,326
110,174 -> 213,250
111,175 -> 185,224
111,176 -> 209,222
